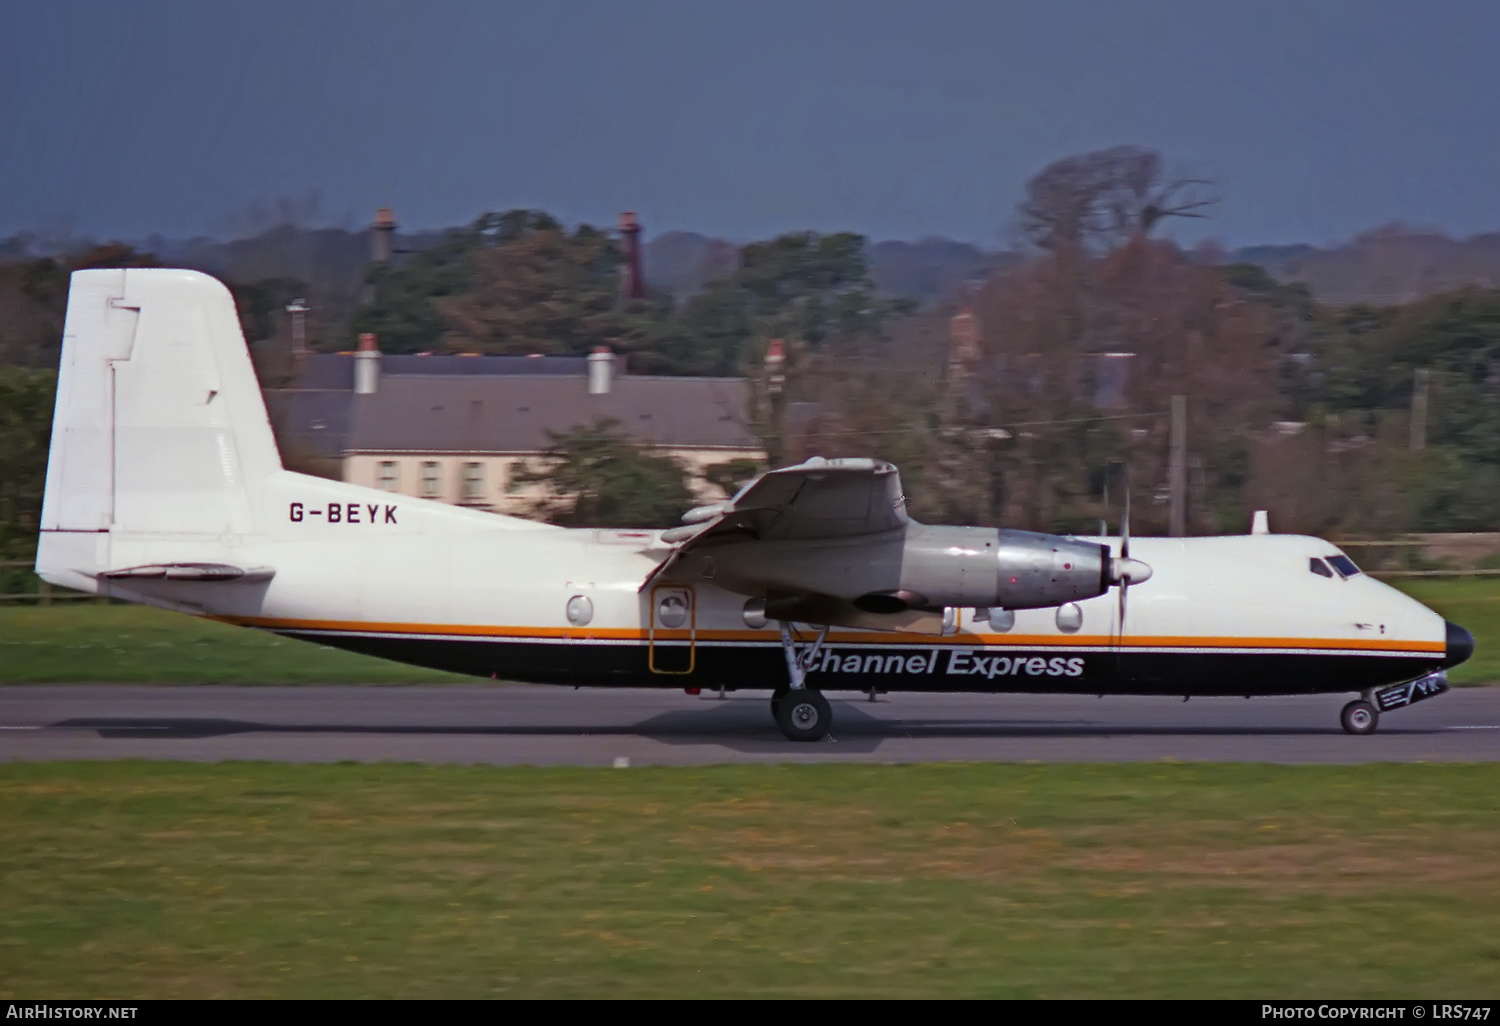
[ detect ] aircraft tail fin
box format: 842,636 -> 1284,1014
36,269 -> 283,590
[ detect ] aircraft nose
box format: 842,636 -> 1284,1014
1443,620 -> 1475,669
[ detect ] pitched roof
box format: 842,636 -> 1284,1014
263,389 -> 353,461
297,352 -> 590,390
344,373 -> 758,454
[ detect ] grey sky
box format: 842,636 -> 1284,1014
3,0 -> 1498,247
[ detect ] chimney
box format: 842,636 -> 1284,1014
588,346 -> 614,394
948,307 -> 981,383
619,211 -> 646,301
371,208 -> 398,264
355,332 -> 381,395
765,339 -> 785,395
286,299 -> 308,363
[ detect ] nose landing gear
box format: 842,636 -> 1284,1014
1342,672 -> 1451,735
1340,699 -> 1379,735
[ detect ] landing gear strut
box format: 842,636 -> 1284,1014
773,622 -> 832,742
1341,699 -> 1379,735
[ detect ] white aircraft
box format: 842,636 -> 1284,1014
34,270 -> 1472,741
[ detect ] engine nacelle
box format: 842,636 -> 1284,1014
870,525 -> 1109,612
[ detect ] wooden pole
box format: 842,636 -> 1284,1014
1169,394 -> 1187,537
1410,368 -> 1430,452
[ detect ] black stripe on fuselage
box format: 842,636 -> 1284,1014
277,631 -> 1443,697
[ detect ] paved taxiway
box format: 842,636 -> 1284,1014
1,684 -> 1497,764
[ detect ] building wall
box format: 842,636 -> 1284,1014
343,448 -> 764,516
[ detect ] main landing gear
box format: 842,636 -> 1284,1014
775,688 -> 832,742
1340,699 -> 1379,736
773,622 -> 832,742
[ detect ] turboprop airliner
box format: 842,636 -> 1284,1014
34,269 -> 1473,741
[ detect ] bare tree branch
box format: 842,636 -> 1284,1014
1018,147 -> 1219,252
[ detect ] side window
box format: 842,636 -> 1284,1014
462,462 -> 484,503
377,460 -> 399,493
1327,555 -> 1363,578
421,461 -> 442,499
1310,558 -> 1334,578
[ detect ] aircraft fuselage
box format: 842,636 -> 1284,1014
67,471 -> 1464,698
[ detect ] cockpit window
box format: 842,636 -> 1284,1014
1309,558 -> 1334,578
1327,554 -> 1362,578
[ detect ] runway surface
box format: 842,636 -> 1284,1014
1,684 -> 1498,764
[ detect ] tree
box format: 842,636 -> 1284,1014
0,369 -> 55,593
1017,146 -> 1216,253
353,213 -> 524,353
1272,287 -> 1500,533
0,244 -> 158,368
350,215 -> 907,375
428,212 -> 644,356
436,219 -> 633,356
872,236 -> 1287,535
228,276 -> 308,345
0,260 -> 67,368
700,457 -> 762,499
734,232 -> 892,342
512,420 -> 697,527
652,231 -> 912,377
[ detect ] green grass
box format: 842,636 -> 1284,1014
0,578 -> 1495,684
1391,578 -> 1500,683
1,761 -> 1497,998
0,605 -> 466,683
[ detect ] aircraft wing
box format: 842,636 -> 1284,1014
642,457 -> 907,590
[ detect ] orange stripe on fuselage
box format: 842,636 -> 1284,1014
213,615 -> 1446,654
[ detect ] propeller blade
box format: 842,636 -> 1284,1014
1112,465 -> 1145,643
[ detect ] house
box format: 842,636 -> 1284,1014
265,340 -> 763,514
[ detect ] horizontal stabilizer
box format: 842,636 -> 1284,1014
100,563 -> 275,583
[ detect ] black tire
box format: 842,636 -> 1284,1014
776,688 -> 832,742
1341,699 -> 1379,736
770,686 -> 789,719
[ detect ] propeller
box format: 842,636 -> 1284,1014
1105,464 -> 1153,639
